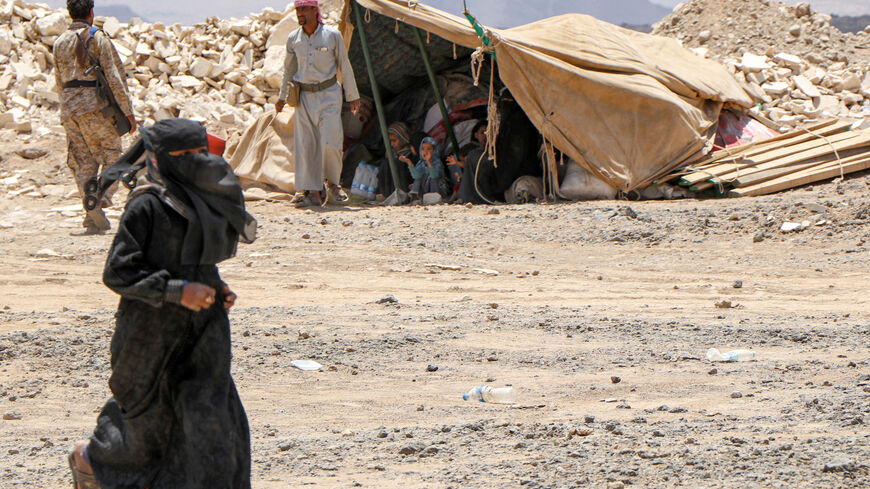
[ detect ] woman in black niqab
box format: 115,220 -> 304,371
68,119 -> 254,489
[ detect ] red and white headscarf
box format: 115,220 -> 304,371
294,0 -> 324,25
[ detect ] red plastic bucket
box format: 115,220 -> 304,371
207,133 -> 226,157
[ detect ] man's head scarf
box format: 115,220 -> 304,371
294,0 -> 323,25
96,119 -> 256,265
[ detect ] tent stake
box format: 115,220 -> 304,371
412,26 -> 461,156
352,1 -> 402,194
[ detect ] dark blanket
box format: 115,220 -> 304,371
458,98 -> 541,204
88,192 -> 251,489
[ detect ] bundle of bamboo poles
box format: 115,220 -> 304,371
675,119 -> 870,197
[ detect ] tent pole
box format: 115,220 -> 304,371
412,26 -> 461,156
352,1 -> 402,194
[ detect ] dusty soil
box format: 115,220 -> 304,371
1,129 -> 869,488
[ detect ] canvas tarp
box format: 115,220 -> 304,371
225,110 -> 297,193
340,0 -> 755,192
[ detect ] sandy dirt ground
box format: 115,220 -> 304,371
0,129 -> 868,488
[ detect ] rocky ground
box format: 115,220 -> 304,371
1,130 -> 869,488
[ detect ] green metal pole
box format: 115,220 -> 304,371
412,26 -> 461,156
352,1 -> 402,194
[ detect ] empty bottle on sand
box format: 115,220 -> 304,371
706,348 -> 755,362
462,385 -> 516,403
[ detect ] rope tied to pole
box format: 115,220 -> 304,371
484,61 -> 500,166
364,8 -> 371,23
470,47 -> 487,86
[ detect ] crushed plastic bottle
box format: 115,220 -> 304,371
706,348 -> 756,362
462,385 -> 516,404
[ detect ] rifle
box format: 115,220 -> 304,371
75,28 -> 132,136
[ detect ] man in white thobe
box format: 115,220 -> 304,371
277,0 -> 360,207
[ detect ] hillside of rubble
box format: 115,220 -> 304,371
0,0 -> 343,140
0,0 -> 868,143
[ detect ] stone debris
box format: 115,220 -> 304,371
0,0 -> 865,167
0,0 -> 344,139
653,0 -> 870,133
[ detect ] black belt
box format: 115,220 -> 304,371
299,75 -> 337,92
64,80 -> 98,88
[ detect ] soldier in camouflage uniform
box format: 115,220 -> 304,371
53,0 -> 136,234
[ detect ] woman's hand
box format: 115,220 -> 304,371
398,155 -> 412,165
223,284 -> 237,311
181,282 -> 216,312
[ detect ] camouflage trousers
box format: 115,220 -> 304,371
62,110 -> 122,227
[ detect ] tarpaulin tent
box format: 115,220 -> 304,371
338,0 -> 755,192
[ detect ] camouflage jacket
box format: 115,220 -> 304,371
52,21 -> 133,122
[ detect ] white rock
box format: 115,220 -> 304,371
230,20 -> 251,36
746,71 -> 767,85
189,57 -> 215,79
0,111 -> 14,128
774,53 -> 802,67
102,17 -> 122,37
35,12 -> 68,36
0,73 -> 13,91
10,94 -> 30,109
0,1 -> 13,20
841,93 -> 863,106
114,42 -> 133,59
241,82 -> 263,99
266,14 -> 298,49
792,75 -> 821,98
135,42 -> 151,56
805,67 -> 825,85
781,222 -> 802,232
836,74 -> 862,92
762,82 -> 790,96
0,29 -> 12,56
143,56 -> 161,73
262,45 -> 285,89
816,94 -> 842,116
169,75 -> 204,90
739,53 -> 770,73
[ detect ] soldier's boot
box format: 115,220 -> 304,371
85,208 -> 111,232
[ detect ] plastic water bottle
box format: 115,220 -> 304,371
462,385 -> 516,404
364,164 -> 379,200
350,162 -> 365,196
706,348 -> 756,362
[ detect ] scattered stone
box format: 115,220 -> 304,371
610,376 -> 621,384
398,442 -> 426,455
14,148 -> 47,159
822,456 -> 856,473
426,364 -> 438,372
3,411 -> 22,420
375,295 -> 398,304
731,391 -> 743,399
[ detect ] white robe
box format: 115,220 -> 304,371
280,24 -> 360,192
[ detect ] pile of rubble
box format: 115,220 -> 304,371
1,0 -> 869,143
653,0 -> 870,131
0,0 -> 343,137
